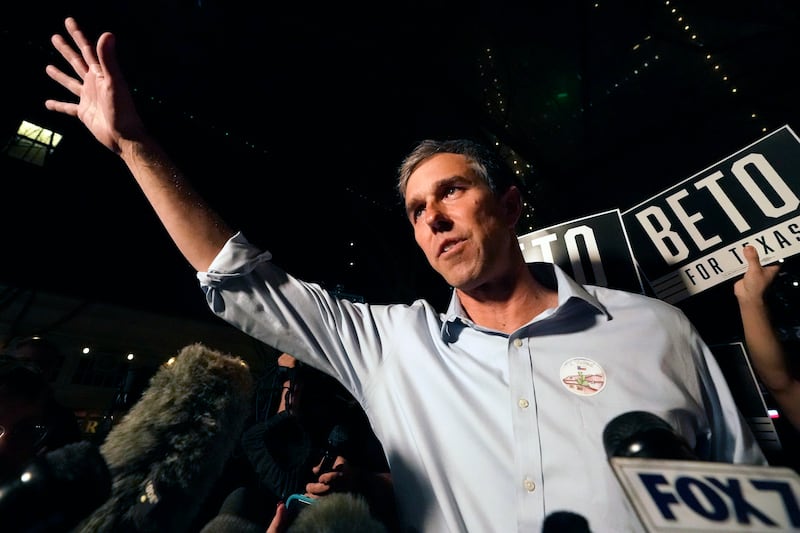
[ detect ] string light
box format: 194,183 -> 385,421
479,47 -> 509,128
664,1 -> 768,134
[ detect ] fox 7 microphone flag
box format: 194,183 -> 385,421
610,457 -> 800,532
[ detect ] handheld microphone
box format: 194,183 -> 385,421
541,510 -> 591,532
603,410 -> 800,531
0,440 -> 112,533
282,423 -> 352,522
603,410 -> 697,460
318,423 -> 351,474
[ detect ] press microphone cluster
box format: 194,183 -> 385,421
603,410 -> 800,532
0,343 -> 254,533
0,440 -> 112,533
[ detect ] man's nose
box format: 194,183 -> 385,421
424,204 -> 450,230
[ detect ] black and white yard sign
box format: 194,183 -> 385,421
517,208 -> 644,294
622,125 -> 800,303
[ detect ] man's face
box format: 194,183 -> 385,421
404,152 -> 518,290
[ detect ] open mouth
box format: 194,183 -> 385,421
439,239 -> 464,257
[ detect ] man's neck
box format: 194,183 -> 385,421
456,265 -> 558,334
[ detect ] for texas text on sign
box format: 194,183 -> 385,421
622,125 -> 800,303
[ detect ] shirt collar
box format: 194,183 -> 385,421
440,262 -> 611,340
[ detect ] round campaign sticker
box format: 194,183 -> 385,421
560,357 -> 606,396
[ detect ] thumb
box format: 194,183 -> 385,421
742,245 -> 760,268
97,32 -> 122,79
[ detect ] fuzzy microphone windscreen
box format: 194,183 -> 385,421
74,343 -> 254,533
288,492 -> 387,533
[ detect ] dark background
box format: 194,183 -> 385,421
2,0 -> 800,340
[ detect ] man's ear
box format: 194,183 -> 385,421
500,185 -> 523,226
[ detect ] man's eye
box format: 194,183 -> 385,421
412,206 -> 424,221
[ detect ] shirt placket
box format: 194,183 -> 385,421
508,333 -> 545,529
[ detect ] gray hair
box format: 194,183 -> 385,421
396,139 -> 517,199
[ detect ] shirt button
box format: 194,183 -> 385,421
524,479 -> 536,492
518,398 -> 529,409
514,338 -> 523,347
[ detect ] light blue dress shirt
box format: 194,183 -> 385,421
198,232 -> 766,533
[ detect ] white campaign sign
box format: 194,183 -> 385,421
623,125 -> 800,302
518,208 -> 644,293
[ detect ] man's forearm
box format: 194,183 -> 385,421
118,135 -> 235,272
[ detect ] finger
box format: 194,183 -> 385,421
51,33 -> 88,79
742,245 -> 760,268
45,65 -> 83,97
305,481 -> 331,496
65,17 -> 102,78
318,470 -> 343,484
97,32 -> 120,80
44,99 -> 79,117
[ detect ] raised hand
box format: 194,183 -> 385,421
45,17 -> 146,154
734,245 -> 780,305
734,248 -> 800,432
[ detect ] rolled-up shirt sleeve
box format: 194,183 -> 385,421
195,231 -> 385,394
197,232 -> 273,311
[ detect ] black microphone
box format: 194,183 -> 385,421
541,510 -> 592,532
280,423 -> 353,523
602,410 -> 697,460
602,411 -> 800,531
318,423 -> 351,474
0,440 -> 112,533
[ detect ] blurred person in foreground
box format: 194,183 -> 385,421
0,356 -> 55,484
43,17 -> 766,531
6,336 -> 83,453
734,244 -> 800,432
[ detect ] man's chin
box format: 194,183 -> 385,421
442,273 -> 479,292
